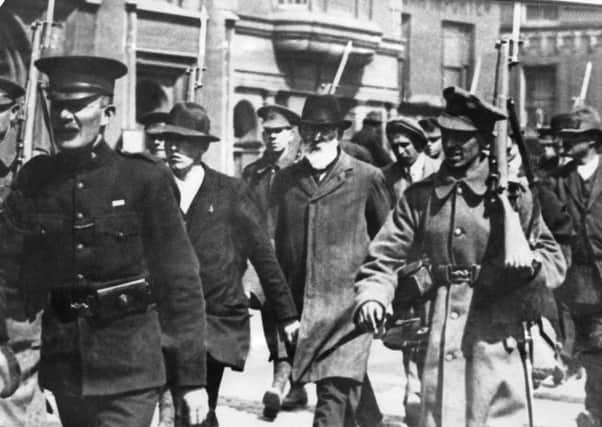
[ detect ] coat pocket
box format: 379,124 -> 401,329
95,213 -> 144,272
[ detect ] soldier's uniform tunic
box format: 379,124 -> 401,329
3,141 -> 206,426
355,159 -> 566,427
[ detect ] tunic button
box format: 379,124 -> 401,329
456,186 -> 463,195
454,227 -> 463,236
450,311 -> 459,319
445,352 -> 454,361
77,182 -> 84,189
40,228 -> 46,235
91,152 -> 97,160
76,243 -> 84,251
76,274 -> 85,281
76,212 -> 84,220
117,293 -> 130,307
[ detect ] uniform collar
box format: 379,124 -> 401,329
433,158 -> 489,199
56,138 -> 114,172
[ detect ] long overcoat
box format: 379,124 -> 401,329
184,166 -> 297,370
355,160 -> 567,427
1,141 -> 207,396
272,151 -> 390,383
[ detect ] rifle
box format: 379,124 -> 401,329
572,61 -> 592,110
320,41 -> 353,95
186,5 -> 209,102
15,0 -> 57,173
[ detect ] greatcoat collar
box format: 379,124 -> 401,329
433,158 -> 489,200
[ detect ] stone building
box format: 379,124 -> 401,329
499,0 -> 602,128
0,0 -> 508,174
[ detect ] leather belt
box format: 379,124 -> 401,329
433,264 -> 481,285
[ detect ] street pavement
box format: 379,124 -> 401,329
45,310 -> 590,427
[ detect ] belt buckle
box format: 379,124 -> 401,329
447,265 -> 471,284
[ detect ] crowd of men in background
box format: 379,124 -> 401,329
0,52 -> 598,427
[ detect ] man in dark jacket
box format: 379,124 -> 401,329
350,110 -> 392,167
1,56 -> 208,427
272,94 -> 390,427
549,107 -> 602,426
150,102 -> 299,427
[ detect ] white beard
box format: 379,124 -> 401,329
303,139 -> 339,170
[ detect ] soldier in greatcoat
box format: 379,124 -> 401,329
1,56 -> 209,427
149,102 -> 300,427
271,94 -> 390,426
354,87 -> 567,427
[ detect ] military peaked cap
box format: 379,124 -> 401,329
0,78 -> 25,107
437,86 -> 506,133
257,104 -> 300,128
35,56 -> 127,101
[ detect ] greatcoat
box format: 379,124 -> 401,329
183,166 -> 297,370
355,159 -> 566,427
272,151 -> 390,384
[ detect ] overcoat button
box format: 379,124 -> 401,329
456,186 -> 463,195
454,227 -> 463,236
118,294 -> 130,307
445,353 -> 454,361
76,243 -> 84,251
77,182 -> 85,189
76,212 -> 84,219
76,274 -> 85,281
450,311 -> 459,319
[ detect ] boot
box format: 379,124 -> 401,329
201,409 -> 219,427
262,360 -> 292,420
281,383 -> 308,411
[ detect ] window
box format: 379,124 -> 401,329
442,22 -> 474,90
525,4 -> 559,22
524,65 -> 557,128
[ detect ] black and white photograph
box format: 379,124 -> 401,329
0,0 -> 600,426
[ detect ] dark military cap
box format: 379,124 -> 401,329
386,116 -> 428,150
363,110 -> 383,126
257,104 -> 300,128
35,56 -> 127,101
0,78 -> 24,108
147,102 -> 220,143
300,94 -> 351,130
437,86 -> 506,133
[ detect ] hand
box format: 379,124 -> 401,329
283,320 -> 300,345
356,301 -> 386,336
181,387 -> 209,426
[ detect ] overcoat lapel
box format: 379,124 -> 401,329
587,155 -> 602,209
564,170 -> 585,212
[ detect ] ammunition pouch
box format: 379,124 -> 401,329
51,276 -> 155,324
382,316 -> 430,352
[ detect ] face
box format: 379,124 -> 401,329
563,134 -> 597,163
425,130 -> 442,158
50,95 -> 113,150
442,129 -> 482,169
299,123 -> 339,152
0,103 -> 18,141
146,136 -> 166,161
389,132 -> 419,166
165,136 -> 207,175
262,125 -> 294,155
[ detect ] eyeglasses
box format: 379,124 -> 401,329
299,123 -> 338,137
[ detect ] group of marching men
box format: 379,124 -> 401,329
0,52 -> 597,427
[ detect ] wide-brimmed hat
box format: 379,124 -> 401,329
558,106 -> 602,139
299,94 -> 351,130
147,102 -> 220,143
437,86 -> 506,133
386,116 -> 428,150
0,78 -> 24,107
35,55 -> 127,101
257,104 -> 300,128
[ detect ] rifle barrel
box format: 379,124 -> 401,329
329,41 -> 352,95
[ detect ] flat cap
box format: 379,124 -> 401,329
386,116 -> 428,149
437,86 -> 506,133
35,56 -> 127,101
257,104 -> 300,128
0,78 -> 24,107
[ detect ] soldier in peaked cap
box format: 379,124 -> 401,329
0,56 -> 209,427
271,94 -> 390,427
355,86 -> 566,427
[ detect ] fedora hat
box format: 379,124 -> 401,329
35,55 -> 127,101
147,102 -> 220,143
299,94 -> 351,130
558,106 -> 602,139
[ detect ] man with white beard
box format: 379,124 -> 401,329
271,94 -> 390,426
